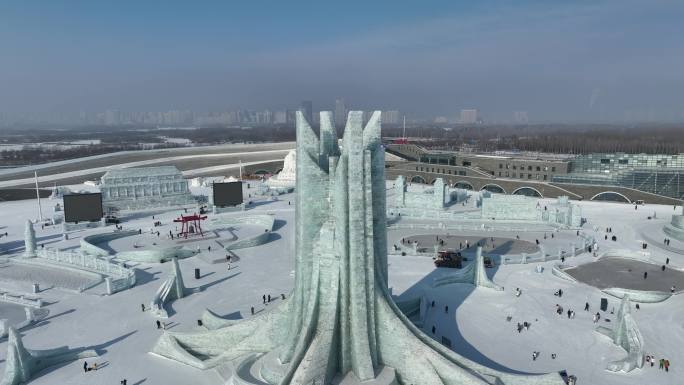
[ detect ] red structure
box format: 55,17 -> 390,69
173,213 -> 208,239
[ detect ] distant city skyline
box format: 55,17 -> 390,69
1,1 -> 684,123
0,103 -> 405,127
4,102 -> 684,127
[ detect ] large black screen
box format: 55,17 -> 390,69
213,182 -> 243,207
63,193 -> 103,223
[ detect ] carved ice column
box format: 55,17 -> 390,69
395,175 -> 406,207
172,257 -> 186,300
24,307 -> 34,323
433,178 -> 446,209
105,277 -> 113,295
23,220 -> 36,258
150,111 -> 565,385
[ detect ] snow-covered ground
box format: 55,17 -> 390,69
0,185 -> 682,385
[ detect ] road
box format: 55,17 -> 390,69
0,142 -> 295,188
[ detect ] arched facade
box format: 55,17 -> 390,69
481,184 -> 506,194
410,175 -> 427,184
454,181 -> 474,190
590,191 -> 631,203
512,186 -> 544,198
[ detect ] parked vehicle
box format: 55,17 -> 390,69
434,250 -> 462,268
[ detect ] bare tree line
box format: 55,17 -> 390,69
1,122 -> 682,167
382,123 -> 684,154
0,125 -> 297,166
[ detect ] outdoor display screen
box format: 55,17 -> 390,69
63,193 -> 103,223
213,182 -> 243,207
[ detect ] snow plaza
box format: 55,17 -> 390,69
0,112 -> 683,385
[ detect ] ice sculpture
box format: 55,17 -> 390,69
150,257 -> 199,318
0,326 -> 98,385
664,204 -> 684,242
267,150 -> 297,188
151,111 -> 563,385
595,295 -> 644,372
480,195 -> 582,228
394,175 -> 447,210
432,247 -> 503,291
23,220 -> 36,258
100,166 -> 195,211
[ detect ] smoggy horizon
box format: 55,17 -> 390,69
1,0 -> 683,123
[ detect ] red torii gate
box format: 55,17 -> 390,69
173,213 -> 208,239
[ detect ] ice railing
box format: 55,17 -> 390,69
553,248 -> 677,303
390,223 -> 595,266
207,214 -> 275,251
80,230 -> 139,256
0,288 -> 43,308
594,248 -> 676,267
388,221 -> 561,233
37,248 -> 131,278
387,207 -> 581,230
0,304 -> 49,340
12,248 -> 136,294
501,231 -> 595,265
81,229 -> 197,263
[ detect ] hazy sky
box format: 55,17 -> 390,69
1,0 -> 683,122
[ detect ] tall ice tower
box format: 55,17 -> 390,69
152,111 -> 563,385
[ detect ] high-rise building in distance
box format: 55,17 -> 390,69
273,110 -> 287,124
460,109 -> 479,124
382,110 -> 400,125
256,110 -> 273,125
513,111 -> 529,124
104,109 -> 121,126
